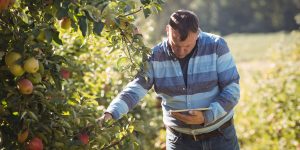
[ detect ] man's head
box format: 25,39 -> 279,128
166,10 -> 200,58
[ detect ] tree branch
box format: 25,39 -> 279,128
120,6 -> 144,17
100,134 -> 129,150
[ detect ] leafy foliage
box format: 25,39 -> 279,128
0,0 -> 163,149
234,31 -> 300,149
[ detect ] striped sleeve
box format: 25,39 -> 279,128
106,61 -> 154,119
204,38 -> 240,125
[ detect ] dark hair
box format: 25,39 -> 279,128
168,10 -> 199,41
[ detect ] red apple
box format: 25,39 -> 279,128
0,0 -> 10,11
27,137 -> 43,150
79,133 -> 89,145
17,79 -> 33,95
60,68 -> 71,79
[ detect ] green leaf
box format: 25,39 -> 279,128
140,0 -> 151,5
128,125 -> 134,133
84,10 -> 95,21
93,21 -> 104,36
52,30 -> 63,45
143,8 -> 151,18
33,90 -> 44,98
79,16 -> 88,37
56,7 -> 68,20
59,120 -> 71,128
133,120 -> 145,134
40,124 -> 52,133
153,3 -> 162,12
36,132 -> 48,144
50,69 -> 62,91
27,111 -> 38,121
157,0 -> 165,4
124,5 -> 131,12
19,11 -> 29,24
20,111 -> 27,119
44,13 -> 53,21
45,29 -> 53,44
71,20 -> 78,31
71,108 -> 77,118
54,142 -> 64,147
83,6 -> 101,22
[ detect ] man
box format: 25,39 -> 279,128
98,10 -> 240,150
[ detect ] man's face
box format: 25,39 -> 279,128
166,25 -> 198,58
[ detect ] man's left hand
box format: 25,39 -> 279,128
170,110 -> 205,124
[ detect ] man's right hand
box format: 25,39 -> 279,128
96,112 -> 113,128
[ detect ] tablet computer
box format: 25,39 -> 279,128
169,107 -> 211,113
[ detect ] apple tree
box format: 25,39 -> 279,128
0,0 -> 163,149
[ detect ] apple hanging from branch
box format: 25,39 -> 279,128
79,133 -> 89,145
0,0 -> 10,11
59,17 -> 71,30
24,57 -> 39,73
17,129 -> 29,143
26,137 -> 43,150
5,51 -> 21,66
60,68 -> 71,79
17,79 -> 33,95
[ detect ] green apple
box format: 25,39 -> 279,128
5,52 -> 21,66
27,73 -> 42,84
60,17 -> 71,30
24,57 -> 39,73
38,62 -> 44,74
8,64 -> 25,76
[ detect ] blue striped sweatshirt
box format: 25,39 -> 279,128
106,32 -> 240,134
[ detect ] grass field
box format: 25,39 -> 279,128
224,32 -> 289,113
225,32 -> 289,62
225,32 -> 289,89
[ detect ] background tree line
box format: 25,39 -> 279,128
143,0 -> 300,44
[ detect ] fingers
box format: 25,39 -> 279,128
188,110 -> 202,116
96,116 -> 104,128
170,111 -> 204,124
96,113 -> 113,128
104,113 -> 112,120
171,112 -> 192,123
